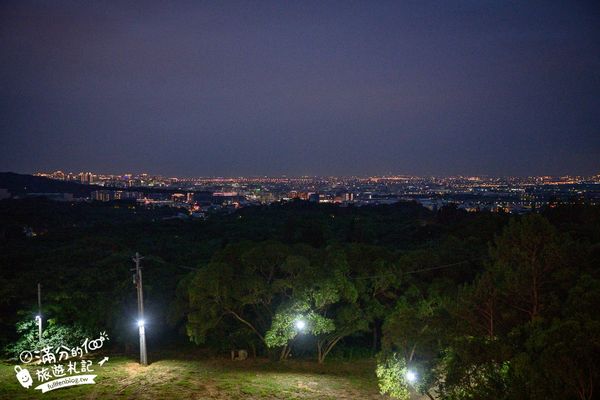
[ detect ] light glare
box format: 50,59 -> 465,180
137,319 -> 145,327
406,370 -> 417,383
294,319 -> 306,330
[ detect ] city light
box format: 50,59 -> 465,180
34,170 -> 598,212
406,370 -> 417,383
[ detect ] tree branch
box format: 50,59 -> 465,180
225,308 -> 266,343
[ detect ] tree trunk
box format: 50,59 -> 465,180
317,341 -> 323,364
279,344 -> 292,361
489,302 -> 494,338
318,336 -> 342,363
285,346 -> 292,359
371,323 -> 378,355
279,345 -> 288,361
226,309 -> 268,347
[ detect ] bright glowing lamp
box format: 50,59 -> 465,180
294,319 -> 306,331
35,315 -> 42,342
406,370 -> 417,383
137,319 -> 145,327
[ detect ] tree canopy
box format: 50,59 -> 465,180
2,198 -> 599,398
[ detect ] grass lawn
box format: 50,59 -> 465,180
1,355 -> 387,399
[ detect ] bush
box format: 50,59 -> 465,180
375,352 -> 411,399
5,317 -> 91,359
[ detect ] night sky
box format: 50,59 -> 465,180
1,1 -> 599,177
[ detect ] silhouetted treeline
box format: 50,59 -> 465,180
1,198 -> 599,399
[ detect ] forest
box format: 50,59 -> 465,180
1,198 -> 599,399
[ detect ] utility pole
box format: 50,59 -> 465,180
132,252 -> 148,365
36,283 -> 42,341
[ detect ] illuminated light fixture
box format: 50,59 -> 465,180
137,319 -> 145,328
406,370 -> 417,383
294,319 -> 306,331
35,315 -> 42,342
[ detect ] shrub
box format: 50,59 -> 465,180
375,352 -> 411,399
5,317 -> 91,359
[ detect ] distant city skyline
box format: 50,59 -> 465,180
20,168 -> 599,212
7,166 -> 600,179
1,1 -> 599,176
34,169 -> 600,181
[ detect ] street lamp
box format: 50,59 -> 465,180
36,283 -> 42,342
406,370 -> 417,384
136,318 -> 147,366
34,315 -> 42,341
294,318 -> 306,331
132,253 -> 147,366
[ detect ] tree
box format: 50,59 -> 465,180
379,285 -> 447,399
436,215 -> 597,399
309,246 -> 368,363
265,245 -> 369,362
5,316 -> 90,359
265,299 -> 334,360
186,242 -> 293,353
316,303 -> 368,363
517,274 -> 600,400
375,352 -> 411,400
489,214 -> 568,322
347,244 -> 402,354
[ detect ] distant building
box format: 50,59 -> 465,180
334,192 -> 354,203
289,191 -> 309,200
171,193 -> 187,203
92,190 -> 112,201
51,170 -> 65,180
80,172 -> 93,184
308,193 -> 320,202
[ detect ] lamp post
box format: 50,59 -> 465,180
35,315 -> 42,342
36,283 -> 42,341
132,253 -> 147,366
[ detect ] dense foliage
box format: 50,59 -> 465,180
375,352 -> 412,399
5,317 -> 90,360
1,197 -> 599,398
378,215 -> 600,399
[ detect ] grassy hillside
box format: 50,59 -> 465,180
1,356 -> 386,400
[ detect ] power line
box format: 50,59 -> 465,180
147,256 -> 486,278
404,259 -> 473,274
171,264 -> 201,271
350,258 -> 487,280
146,257 -> 200,271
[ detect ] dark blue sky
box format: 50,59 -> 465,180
1,1 -> 599,176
